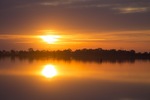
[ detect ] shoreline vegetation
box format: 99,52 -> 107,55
0,48 -> 150,63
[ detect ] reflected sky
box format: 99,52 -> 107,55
0,58 -> 150,83
0,58 -> 150,100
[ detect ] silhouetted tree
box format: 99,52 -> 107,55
0,48 -> 149,63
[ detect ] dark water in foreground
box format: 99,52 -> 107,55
0,58 -> 150,100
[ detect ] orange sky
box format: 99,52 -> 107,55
0,30 -> 150,52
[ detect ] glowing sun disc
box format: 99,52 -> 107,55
42,65 -> 57,78
40,35 -> 60,44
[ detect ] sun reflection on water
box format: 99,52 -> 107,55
41,64 -> 57,78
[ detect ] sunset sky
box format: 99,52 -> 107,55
0,0 -> 150,52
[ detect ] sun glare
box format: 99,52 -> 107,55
41,65 -> 57,78
40,35 -> 60,44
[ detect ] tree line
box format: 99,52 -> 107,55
0,48 -> 150,62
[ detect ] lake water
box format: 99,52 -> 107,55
0,58 -> 150,100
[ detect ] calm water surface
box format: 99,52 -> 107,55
0,58 -> 150,100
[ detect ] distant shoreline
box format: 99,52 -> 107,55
0,48 -> 150,63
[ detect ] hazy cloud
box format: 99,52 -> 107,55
111,1 -> 150,13
0,35 -> 36,39
39,1 -> 72,6
114,7 -> 149,13
38,0 -> 91,6
1,30 -> 150,43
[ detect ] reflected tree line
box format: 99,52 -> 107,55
0,48 -> 150,63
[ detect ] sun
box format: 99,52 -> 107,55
40,35 -> 60,44
41,65 -> 57,78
